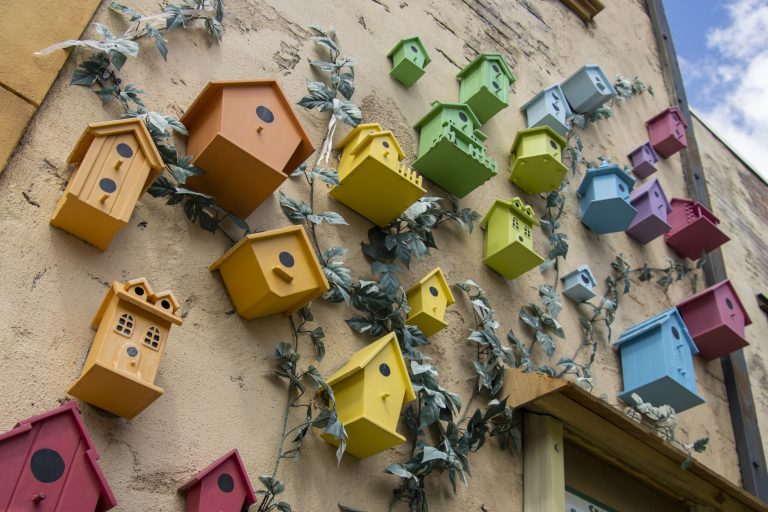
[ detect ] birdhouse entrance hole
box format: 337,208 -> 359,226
672,326 -> 680,339
116,143 -> 133,158
256,105 -> 274,123
99,178 -> 117,193
279,251 -> 295,267
581,274 -> 590,285
429,286 -> 438,297
379,363 -> 391,376
30,448 -> 65,483
218,474 -> 235,492
726,298 -> 734,310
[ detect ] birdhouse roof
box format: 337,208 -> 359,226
520,84 -> 572,115
406,267 -> 455,305
562,64 -> 617,96
510,125 -> 566,154
646,105 -> 688,130
335,123 -> 384,150
670,197 -> 721,225
456,52 -> 514,81
356,131 -> 406,160
178,449 -> 257,506
414,100 -> 481,130
630,177 -> 671,213
67,117 -> 164,171
561,264 -> 596,287
480,198 -> 540,228
387,36 -> 431,65
92,278 -> 183,327
326,332 -> 416,403
613,308 -> 698,353
677,280 -> 753,326
577,162 -> 636,197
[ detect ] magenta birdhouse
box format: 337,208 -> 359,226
676,280 -> 752,361
627,142 -> 658,179
664,198 -> 730,260
0,401 -> 117,511
646,106 -> 688,158
625,177 -> 672,244
179,449 -> 257,512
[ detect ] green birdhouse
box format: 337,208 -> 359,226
387,36 -> 431,87
481,198 -> 544,280
509,126 -> 568,193
457,52 -> 515,125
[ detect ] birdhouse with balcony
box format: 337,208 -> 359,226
508,125 -> 568,193
627,142 -> 659,179
406,267 -> 455,337
646,106 -> 688,159
664,198 -> 730,260
577,162 -> 637,234
625,177 -> 672,244
521,84 -> 572,136
561,265 -> 597,303
456,52 -> 516,125
560,64 -> 616,114
178,449 -> 257,512
387,36 -> 431,87
480,198 -> 544,280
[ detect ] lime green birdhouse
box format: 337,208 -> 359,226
406,267 -> 455,337
457,52 -> 515,125
509,126 -> 568,193
387,36 -> 431,87
481,198 -> 544,279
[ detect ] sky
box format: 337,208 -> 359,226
663,0 -> 768,180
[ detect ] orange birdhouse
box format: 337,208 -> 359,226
181,80 -> 315,218
406,268 -> 455,337
68,278 -> 182,419
50,118 -> 163,250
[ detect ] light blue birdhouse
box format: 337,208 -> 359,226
560,64 -> 617,114
521,84 -> 572,136
561,265 -> 597,302
614,308 -> 704,413
577,162 -> 637,234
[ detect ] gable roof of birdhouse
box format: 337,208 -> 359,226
561,265 -> 596,287
178,449 -> 257,506
456,52 -> 514,81
613,308 -> 698,353
480,198 -> 540,228
646,105 -> 688,130
510,125 -> 566,154
669,197 -> 721,225
677,280 -> 753,326
577,162 -> 636,197
406,267 -> 455,305
336,123 -> 384,150
520,84 -> 572,114
92,278 -> 183,328
387,36 -> 431,65
630,177 -> 671,213
414,100 -> 481,130
67,117 -> 164,172
352,130 -> 406,160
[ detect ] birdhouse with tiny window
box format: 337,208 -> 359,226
664,198 -> 730,260
627,142 -> 659,179
330,124 -> 425,226
456,52 -> 515,125
577,162 -> 637,234
614,308 -> 704,413
181,79 -> 315,218
521,84 -> 572,136
413,101 -> 497,197
387,36 -> 431,87
179,449 -> 257,512
646,106 -> 688,159
480,198 -> 544,280
50,118 -> 163,251
560,64 -> 616,114
0,401 -> 117,511
561,265 -> 597,303
406,267 -> 455,337
625,177 -> 672,244
210,225 -> 329,319
322,332 -> 416,459
676,280 -> 752,361
509,125 -> 568,193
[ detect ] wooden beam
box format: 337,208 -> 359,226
524,413 -> 565,512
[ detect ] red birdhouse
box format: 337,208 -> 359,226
178,449 -> 257,512
646,106 -> 688,158
0,401 -> 117,511
664,198 -> 730,260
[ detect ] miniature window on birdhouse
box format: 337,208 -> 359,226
524,226 -> 531,238
115,313 -> 134,337
513,217 -> 520,230
144,326 -> 161,350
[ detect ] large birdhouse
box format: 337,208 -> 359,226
614,308 -> 704,413
50,118 -> 163,251
456,52 -> 515,125
508,125 -> 567,193
413,101 -> 497,197
577,162 -> 637,234
521,84 -> 573,136
179,449 -> 257,512
406,267 -> 455,337
480,198 -> 544,280
627,142 -> 659,179
664,198 -> 730,260
559,64 -> 616,114
209,225 -> 329,319
676,280 -> 752,361
330,123 -> 425,226
646,106 -> 688,159
68,278 -> 183,419
625,177 -> 672,244
181,79 -> 315,218
0,401 -> 117,511
387,36 -> 431,87
322,332 -> 416,459
561,265 -> 597,303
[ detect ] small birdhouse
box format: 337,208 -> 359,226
676,280 -> 752,361
627,142 -> 659,179
50,118 -> 163,251
209,225 -> 329,319
646,106 -> 688,159
456,52 -> 516,125
68,278 -> 182,419
178,449 -> 257,512
614,308 -> 704,413
664,198 -> 730,260
387,36 -> 431,87
181,79 -> 315,218
521,84 -> 573,136
508,125 -> 568,193
577,162 -> 637,234
561,265 -> 597,303
625,177 -> 672,244
560,64 -> 617,114
480,198 -> 544,280
0,401 -> 117,511
330,124 -> 425,226
322,332 -> 416,459
413,101 -> 497,197
405,267 -> 456,337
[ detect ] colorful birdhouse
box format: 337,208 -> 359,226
50,118 -> 163,251
664,198 -> 730,260
627,142 -> 659,179
179,449 -> 257,512
413,101 -> 497,197
480,198 -> 544,280
330,124 -> 425,226
508,125 -> 568,193
625,177 -> 672,244
561,265 -> 597,303
456,52 -> 516,125
405,267 -> 455,337
209,225 -> 329,319
676,280 -> 752,361
68,278 -> 182,419
560,64 -> 616,114
181,79 -> 315,218
646,106 -> 688,159
577,162 -> 637,234
521,84 -> 573,136
322,332 -> 416,459
0,401 -> 117,511
387,36 -> 431,87
614,308 -> 704,413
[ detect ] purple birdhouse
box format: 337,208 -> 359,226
664,198 -> 730,260
625,177 -> 672,244
627,142 -> 659,179
646,106 -> 688,159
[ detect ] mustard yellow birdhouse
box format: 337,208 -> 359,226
406,267 -> 455,337
481,198 -> 544,279
68,278 -> 183,419
50,118 -> 163,250
322,332 -> 416,459
330,124 -> 425,226
209,225 -> 329,319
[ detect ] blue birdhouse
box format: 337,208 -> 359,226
560,265 -> 597,302
560,64 -> 617,114
521,84 -> 572,136
577,162 -> 637,234
614,308 -> 704,413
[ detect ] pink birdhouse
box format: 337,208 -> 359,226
178,449 -> 257,512
664,198 -> 730,260
646,106 -> 688,158
676,280 -> 752,360
0,401 -> 117,512
625,177 -> 672,244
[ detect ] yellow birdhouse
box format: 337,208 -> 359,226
330,124 -> 425,226
406,267 -> 455,337
209,225 -> 329,319
322,332 -> 416,459
68,278 -> 182,419
50,118 -> 164,250
481,198 -> 544,279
